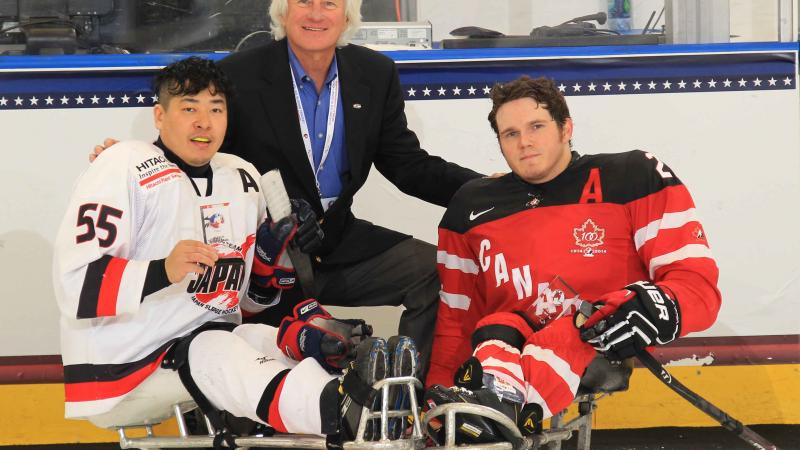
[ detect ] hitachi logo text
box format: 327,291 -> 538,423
136,156 -> 167,172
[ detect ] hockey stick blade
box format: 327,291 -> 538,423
259,170 -> 317,299
637,351 -> 779,450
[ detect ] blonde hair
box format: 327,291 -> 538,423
269,0 -> 363,46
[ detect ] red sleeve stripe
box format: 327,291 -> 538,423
64,352 -> 166,402
648,244 -> 715,279
97,257 -> 129,317
634,207 -> 699,251
77,255 -> 129,319
440,291 -> 471,310
437,250 -> 479,274
627,185 -> 696,230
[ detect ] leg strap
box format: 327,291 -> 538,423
320,378 -> 345,450
162,322 -> 237,450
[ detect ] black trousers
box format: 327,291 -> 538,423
246,238 -> 440,379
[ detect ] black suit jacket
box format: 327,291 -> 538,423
220,39 -> 481,266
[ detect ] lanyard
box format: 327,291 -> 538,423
289,66 -> 339,197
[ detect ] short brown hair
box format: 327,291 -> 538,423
487,76 -> 571,136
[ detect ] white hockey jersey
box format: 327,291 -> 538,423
53,140 -> 266,418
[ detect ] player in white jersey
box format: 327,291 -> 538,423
53,57 -> 407,447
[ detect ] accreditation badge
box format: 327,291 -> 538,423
200,202 -> 234,245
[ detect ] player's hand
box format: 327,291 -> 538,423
290,199 -> 323,253
277,299 -> 373,373
579,281 -> 681,361
164,240 -> 218,284
89,137 -> 119,162
251,217 -> 296,292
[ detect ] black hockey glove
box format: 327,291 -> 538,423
579,281 -> 681,361
290,199 -> 323,254
248,216 -> 297,306
277,299 -> 373,373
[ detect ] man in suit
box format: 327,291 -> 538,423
218,0 -> 482,377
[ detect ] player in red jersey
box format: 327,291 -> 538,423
425,76 -> 720,437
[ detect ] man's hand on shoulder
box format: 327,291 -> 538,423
89,138 -> 119,162
165,240 -> 219,284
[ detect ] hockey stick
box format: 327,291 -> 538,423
574,300 -> 779,450
259,170 -> 317,299
636,351 -> 778,450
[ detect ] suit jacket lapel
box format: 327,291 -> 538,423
336,46 -> 370,187
257,40 -> 320,201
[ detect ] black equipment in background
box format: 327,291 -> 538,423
0,0 -> 270,55
443,11 -> 663,49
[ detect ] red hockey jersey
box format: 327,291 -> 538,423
428,150 -> 721,389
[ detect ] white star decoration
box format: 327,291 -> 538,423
1,75 -> 792,109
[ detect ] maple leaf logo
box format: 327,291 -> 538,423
573,219 -> 605,248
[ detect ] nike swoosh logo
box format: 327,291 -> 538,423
469,207 -> 495,221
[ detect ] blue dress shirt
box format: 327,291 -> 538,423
288,46 -> 349,202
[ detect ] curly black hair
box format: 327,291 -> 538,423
487,76 -> 571,136
152,56 -> 233,107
